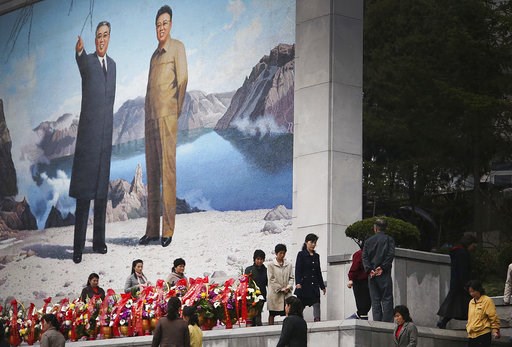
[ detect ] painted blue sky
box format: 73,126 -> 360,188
0,0 -> 294,129
0,0 -> 295,218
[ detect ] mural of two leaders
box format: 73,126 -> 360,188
0,0 -> 295,264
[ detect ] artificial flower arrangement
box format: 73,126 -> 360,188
243,274 -> 265,318
1,275 -> 269,344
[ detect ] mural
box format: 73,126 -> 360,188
0,0 -> 295,304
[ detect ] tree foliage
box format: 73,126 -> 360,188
363,0 -> 512,244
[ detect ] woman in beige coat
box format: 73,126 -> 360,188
267,243 -> 294,325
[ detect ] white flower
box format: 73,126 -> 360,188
213,302 -> 221,308
109,321 -> 114,327
248,288 -> 255,293
120,319 -> 126,326
257,295 -> 265,301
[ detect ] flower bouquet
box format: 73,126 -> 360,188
111,293 -> 134,337
18,303 -> 41,345
244,275 -> 265,319
214,279 -> 238,329
4,299 -> 23,347
97,289 -> 117,339
182,277 -> 218,330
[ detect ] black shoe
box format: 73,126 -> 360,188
73,252 -> 82,264
436,320 -> 447,329
93,244 -> 108,254
139,235 -> 159,245
161,237 -> 172,247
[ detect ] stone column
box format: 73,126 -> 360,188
294,0 -> 363,320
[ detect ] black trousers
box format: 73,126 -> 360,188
468,332 -> 491,347
352,279 -> 371,317
73,198 -> 107,254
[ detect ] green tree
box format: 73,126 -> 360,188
363,0 -> 512,244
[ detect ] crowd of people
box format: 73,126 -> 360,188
52,233 -> 325,346
347,220 -> 509,347
13,220 -> 512,347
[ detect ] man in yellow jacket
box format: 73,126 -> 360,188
466,280 -> 500,347
140,5 -> 188,248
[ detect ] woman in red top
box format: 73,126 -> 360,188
347,243 -> 371,319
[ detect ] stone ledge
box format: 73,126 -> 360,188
67,319 -> 511,347
328,247 -> 450,265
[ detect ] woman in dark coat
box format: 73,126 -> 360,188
294,233 -> 326,322
80,273 -> 105,301
277,296 -> 307,347
437,234 -> 477,328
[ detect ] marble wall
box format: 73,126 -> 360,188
68,320 -> 511,347
327,248 -> 451,326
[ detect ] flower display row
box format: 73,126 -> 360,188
1,275 -> 264,345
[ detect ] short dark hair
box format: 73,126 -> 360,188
167,297 -> 182,320
96,21 -> 111,34
275,243 -> 287,253
253,249 -> 266,261
459,234 -> 477,249
86,273 -> 99,287
42,314 -> 60,329
466,280 -> 486,295
393,305 -> 412,322
173,258 -> 186,268
183,305 -> 199,326
285,296 -> 304,317
374,218 -> 387,231
131,259 -> 143,274
155,5 -> 173,24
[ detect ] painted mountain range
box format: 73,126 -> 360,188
25,43 -> 294,162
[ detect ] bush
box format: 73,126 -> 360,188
471,248 -> 498,283
345,216 -> 420,249
498,243 -> 512,274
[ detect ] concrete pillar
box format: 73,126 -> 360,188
294,0 -> 363,320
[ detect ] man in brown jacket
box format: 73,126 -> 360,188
140,5 -> 188,247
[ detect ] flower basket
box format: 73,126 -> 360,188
142,319 -> 151,335
119,325 -> 129,337
247,306 -> 260,319
100,326 -> 112,339
198,315 -> 217,331
150,317 -> 158,330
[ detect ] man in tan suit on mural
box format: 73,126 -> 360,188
139,4 -> 188,247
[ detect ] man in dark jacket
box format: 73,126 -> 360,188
69,21 -> 116,264
362,218 -> 395,322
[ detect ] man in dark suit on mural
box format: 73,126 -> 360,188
139,5 -> 187,248
69,21 -> 116,264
